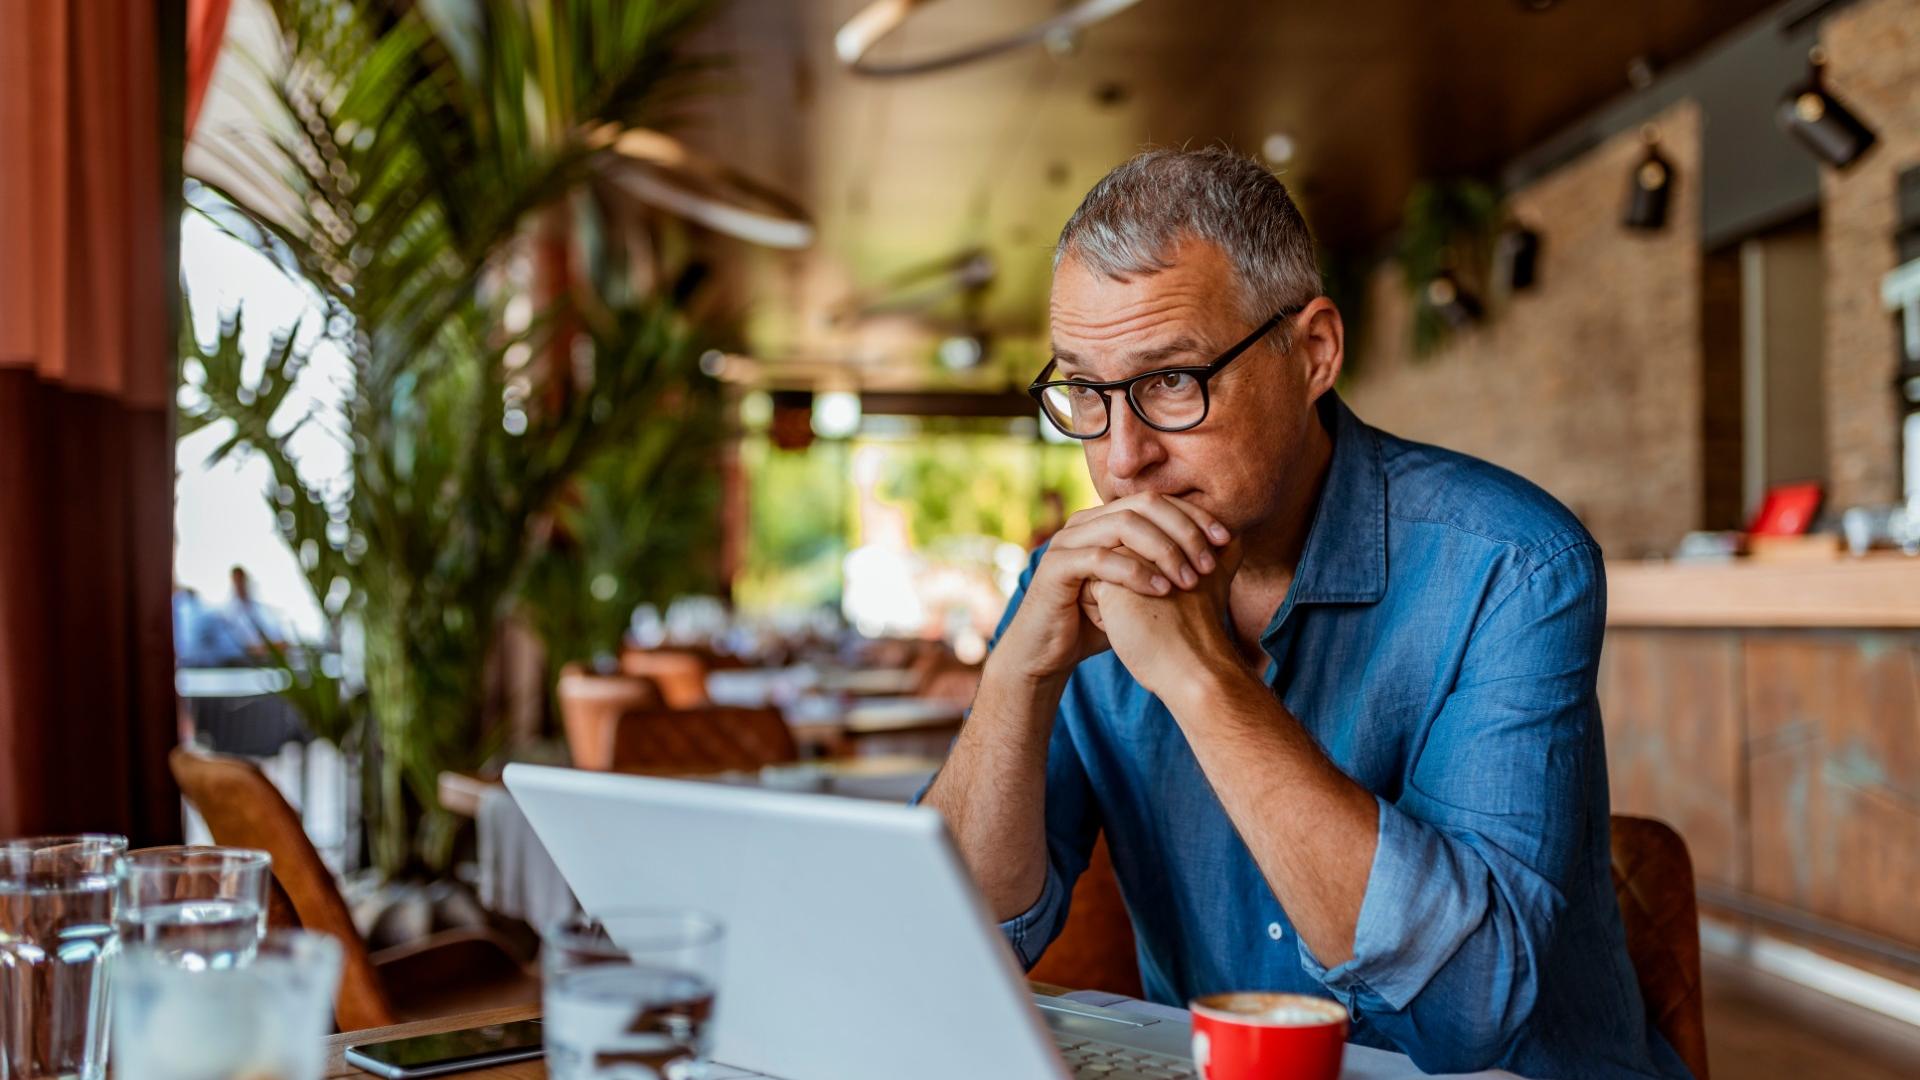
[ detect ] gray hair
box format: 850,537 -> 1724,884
1053,147 -> 1322,332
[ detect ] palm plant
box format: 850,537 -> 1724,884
518,379 -> 724,683
181,0 -> 722,876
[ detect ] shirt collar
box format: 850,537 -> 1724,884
1279,391 -> 1387,608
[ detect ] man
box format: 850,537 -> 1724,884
921,149 -> 1688,1078
217,565 -> 288,660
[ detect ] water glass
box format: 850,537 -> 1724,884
116,848 -> 270,971
0,834 -> 127,1080
112,930 -> 341,1080
542,911 -> 724,1080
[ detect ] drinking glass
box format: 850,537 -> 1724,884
115,848 -> 269,971
0,834 -> 127,1080
542,910 -> 725,1080
112,929 -> 341,1080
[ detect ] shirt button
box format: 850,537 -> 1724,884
1267,922 -> 1285,941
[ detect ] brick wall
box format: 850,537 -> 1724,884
1820,0 -> 1920,509
1342,102 -> 1705,559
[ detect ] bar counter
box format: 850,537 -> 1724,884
1607,553 -> 1920,628
1597,553 -> 1920,985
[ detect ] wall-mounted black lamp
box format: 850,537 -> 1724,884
1622,127 -> 1673,232
1496,225 -> 1542,292
1424,270 -> 1483,329
1778,46 -> 1876,169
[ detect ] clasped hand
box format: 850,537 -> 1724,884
996,492 -> 1242,698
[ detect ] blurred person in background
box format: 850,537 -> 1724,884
191,566 -> 290,665
171,583 -> 220,667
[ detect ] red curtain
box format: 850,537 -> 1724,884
0,2 -> 183,843
186,0 -> 232,139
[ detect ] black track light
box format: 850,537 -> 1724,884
1623,127 -> 1673,232
1425,270 -> 1483,329
1778,46 -> 1876,169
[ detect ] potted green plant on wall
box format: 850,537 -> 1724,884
179,0 -> 723,877
1396,179 -> 1503,356
517,375 -> 726,687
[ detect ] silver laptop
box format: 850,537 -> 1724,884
503,763 -> 1196,1080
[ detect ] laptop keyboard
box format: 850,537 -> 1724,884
1053,1033 -> 1196,1079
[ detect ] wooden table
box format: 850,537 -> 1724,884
322,988 -> 1514,1080
791,696 -> 965,758
327,987 -> 1077,1080
817,667 -> 922,697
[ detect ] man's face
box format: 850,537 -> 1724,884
1047,238 -> 1319,533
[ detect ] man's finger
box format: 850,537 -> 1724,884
1051,509 -> 1199,589
1039,543 -> 1171,599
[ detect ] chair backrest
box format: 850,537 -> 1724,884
1028,833 -> 1144,999
602,705 -> 799,773
167,747 -> 398,1031
1610,814 -> 1709,1080
617,648 -> 712,709
556,665 -> 664,771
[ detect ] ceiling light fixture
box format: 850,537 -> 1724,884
1495,225 -> 1541,292
1778,46 -> 1876,169
830,248 -> 997,325
937,334 -> 986,371
812,391 -> 864,440
594,126 -> 815,249
834,0 -> 1145,78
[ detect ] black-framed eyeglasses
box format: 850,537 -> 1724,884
1027,306 -> 1301,440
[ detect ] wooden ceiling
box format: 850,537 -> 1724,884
675,0 -> 1782,387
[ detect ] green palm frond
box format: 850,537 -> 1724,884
183,0 -> 724,877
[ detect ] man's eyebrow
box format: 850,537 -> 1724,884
1049,336 -> 1209,378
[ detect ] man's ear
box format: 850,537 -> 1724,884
1297,297 -> 1345,400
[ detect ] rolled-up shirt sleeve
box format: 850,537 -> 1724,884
914,546 -> 1101,969
997,706 -> 1100,967
1297,538 -> 1606,1073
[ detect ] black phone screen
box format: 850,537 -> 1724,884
349,1020 -> 544,1071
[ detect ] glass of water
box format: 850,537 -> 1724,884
116,847 -> 270,971
112,929 -> 341,1080
0,834 -> 127,1080
542,910 -> 724,1080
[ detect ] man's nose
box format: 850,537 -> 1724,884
1100,394 -> 1168,482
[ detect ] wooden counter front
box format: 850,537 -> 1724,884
1597,566 -> 1920,984
1606,555 -> 1920,628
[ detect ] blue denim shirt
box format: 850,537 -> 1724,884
983,394 -> 1688,1079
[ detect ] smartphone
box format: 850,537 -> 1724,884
343,1020 -> 544,1079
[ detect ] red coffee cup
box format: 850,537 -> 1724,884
1188,992 -> 1348,1080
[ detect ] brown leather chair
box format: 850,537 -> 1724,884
1611,814 -> 1709,1079
915,657 -> 984,707
169,747 -> 540,1031
617,648 -> 712,709
1028,834 -> 1144,998
556,664 -> 664,771
597,705 -> 799,773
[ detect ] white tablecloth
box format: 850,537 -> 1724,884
475,782 -> 578,931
